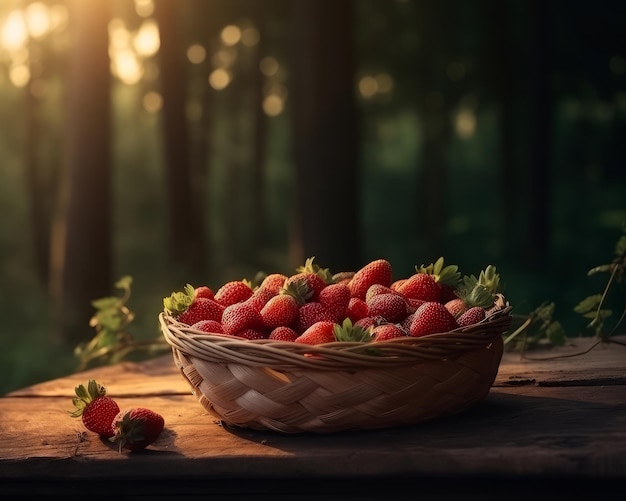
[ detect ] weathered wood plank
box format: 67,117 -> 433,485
2,384 -> 625,478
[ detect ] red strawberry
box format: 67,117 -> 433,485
191,319 -> 224,334
409,301 -> 458,337
295,320 -> 336,345
283,272 -> 327,302
444,298 -> 468,318
456,306 -> 486,327
221,301 -> 264,335
236,328 -> 268,340
259,273 -> 289,295
349,259 -> 393,300
269,325 -> 299,342
390,278 -> 406,292
346,296 -> 369,322
372,323 -> 406,341
194,286 -> 214,300
246,286 -> 276,312
396,273 -> 441,302
365,284 -> 399,302
260,294 -> 299,329
354,315 -> 384,330
69,379 -> 120,438
295,301 -> 334,333
214,280 -> 254,306
318,282 -> 351,322
405,297 -> 426,314
366,292 -> 408,323
163,285 -> 225,324
178,297 -> 225,325
110,407 -> 164,452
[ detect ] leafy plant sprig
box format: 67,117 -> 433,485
74,276 -> 169,371
505,222 -> 626,356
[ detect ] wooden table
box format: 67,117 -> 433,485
1,335 -> 625,499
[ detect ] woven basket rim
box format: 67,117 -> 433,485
160,300 -> 513,371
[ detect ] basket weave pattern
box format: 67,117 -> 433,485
160,304 -> 512,434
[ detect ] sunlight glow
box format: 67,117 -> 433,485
455,108 -> 476,139
209,68 -> 231,90
133,19 -> 159,57
187,44 -> 206,64
358,75 -> 378,98
25,2 -> 51,39
9,63 -> 29,87
142,91 -> 162,113
263,94 -> 283,116
2,10 -> 28,51
134,0 -> 155,18
221,25 -> 241,46
111,48 -> 143,85
259,56 -> 279,76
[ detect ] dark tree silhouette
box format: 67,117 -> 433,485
155,0 -> 207,278
288,0 -> 361,272
49,0 -> 112,344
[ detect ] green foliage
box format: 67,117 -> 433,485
74,276 -> 168,371
573,222 -> 626,340
506,223 -> 626,352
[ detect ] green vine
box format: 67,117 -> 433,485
73,276 -> 168,371
505,222 -> 626,356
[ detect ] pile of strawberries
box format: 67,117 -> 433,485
163,257 -> 503,345
69,379 -> 164,452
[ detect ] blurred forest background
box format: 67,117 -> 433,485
0,0 -> 624,395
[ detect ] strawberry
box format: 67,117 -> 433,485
163,285 -> 225,325
405,297 -> 425,314
236,328 -> 268,340
366,292 -> 408,323
269,325 -> 299,342
355,315 -> 385,330
372,323 -> 406,341
456,306 -> 486,327
409,301 -> 458,337
444,271 -> 497,318
333,317 -> 373,343
194,286 -> 214,300
259,273 -> 289,295
110,407 -> 164,452
295,301 -> 334,333
346,296 -> 369,322
260,294 -> 299,329
191,319 -> 224,334
295,320 -> 337,345
318,282 -> 351,322
283,272 -> 327,302
221,301 -> 264,335
214,280 -> 254,306
349,259 -> 393,300
415,257 -> 463,302
246,286 -> 276,312
364,284 -> 399,302
396,273 -> 441,302
178,297 -> 225,325
69,379 -> 120,438
390,278 -> 406,292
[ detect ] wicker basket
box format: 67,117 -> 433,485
159,300 -> 512,434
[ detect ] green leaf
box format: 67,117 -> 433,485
573,294 -> 602,314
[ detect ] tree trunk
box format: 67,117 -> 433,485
49,0 -> 112,344
289,0 -> 361,272
154,0 -> 207,279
